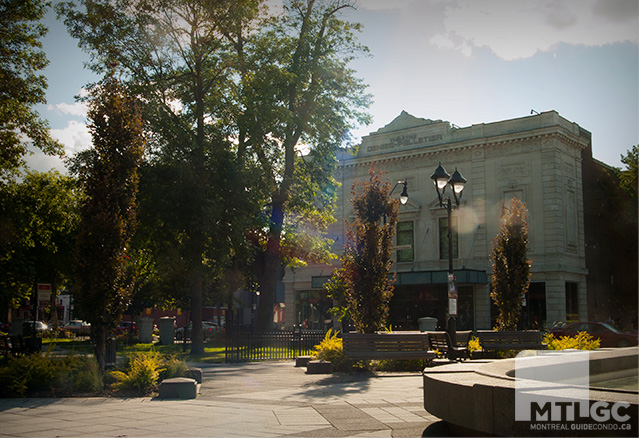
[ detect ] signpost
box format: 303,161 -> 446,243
37,283 -> 51,302
448,274 -> 458,317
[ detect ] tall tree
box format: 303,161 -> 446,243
0,0 -> 61,182
0,171 -> 79,323
490,196 -> 532,331
334,168 -> 398,334
74,74 -> 144,373
238,0 -> 371,331
59,0 -> 266,352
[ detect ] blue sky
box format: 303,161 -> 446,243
32,0 -> 638,172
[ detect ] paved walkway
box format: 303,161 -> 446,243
0,361 -> 450,437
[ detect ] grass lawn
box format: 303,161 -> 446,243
124,342 -> 226,364
41,338 -> 226,363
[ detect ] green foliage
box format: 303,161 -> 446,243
340,168 -> 398,333
544,332 -> 601,350
59,0 -> 372,337
0,353 -> 102,397
324,266 -> 350,321
490,196 -> 532,331
109,351 -> 164,394
617,145 -> 638,199
73,74 -> 145,370
0,0 -> 62,181
158,354 -> 188,381
311,329 -> 349,371
0,170 -> 79,318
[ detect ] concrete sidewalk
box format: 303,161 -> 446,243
0,361 -> 448,437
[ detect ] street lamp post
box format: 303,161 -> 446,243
384,180 -> 409,224
430,162 -> 467,347
392,180 -> 409,205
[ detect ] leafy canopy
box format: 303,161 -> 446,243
0,170 -> 79,312
0,0 -> 61,181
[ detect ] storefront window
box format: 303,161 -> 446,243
295,290 -> 333,330
565,282 -> 579,322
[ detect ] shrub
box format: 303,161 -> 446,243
0,353 -> 102,397
53,356 -> 102,394
468,336 -> 481,352
544,331 -> 600,350
109,350 -> 165,394
159,355 -> 188,381
311,329 -> 350,371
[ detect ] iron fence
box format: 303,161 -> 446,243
225,330 -> 327,363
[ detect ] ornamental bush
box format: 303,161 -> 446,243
311,329 -> 350,371
0,353 -> 102,397
543,331 -> 601,350
109,351 -> 164,394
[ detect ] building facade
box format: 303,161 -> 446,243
284,110 -> 593,332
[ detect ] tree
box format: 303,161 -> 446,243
73,74 -> 144,373
618,145 -> 638,199
335,168 -> 398,333
238,0 -> 371,331
59,0 -> 267,352
490,196 -> 532,331
0,0 -> 61,182
0,171 -> 79,323
59,0 -> 371,337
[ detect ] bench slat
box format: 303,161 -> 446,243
476,330 -> 545,351
343,333 -> 434,361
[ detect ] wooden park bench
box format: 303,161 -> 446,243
426,331 -> 472,361
475,330 -> 545,353
343,332 -> 436,364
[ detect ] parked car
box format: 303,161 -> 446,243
0,322 -> 10,333
175,321 -> 219,341
114,321 -> 136,335
62,320 -> 91,336
550,321 -> 638,348
22,321 -> 49,335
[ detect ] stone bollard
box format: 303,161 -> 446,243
138,317 -> 154,343
159,317 -> 175,345
185,367 -> 203,384
306,360 -> 333,374
158,377 -> 198,399
295,356 -> 312,367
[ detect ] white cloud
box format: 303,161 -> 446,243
430,0 -> 639,60
50,120 -> 92,156
47,101 -> 88,118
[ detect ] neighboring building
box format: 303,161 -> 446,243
284,110 -> 603,332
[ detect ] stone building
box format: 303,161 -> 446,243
283,110 -> 614,332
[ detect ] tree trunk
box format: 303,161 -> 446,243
94,324 -> 106,375
190,270 -> 204,355
256,199 -> 284,332
50,270 -> 59,329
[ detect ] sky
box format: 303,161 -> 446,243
31,0 -> 639,173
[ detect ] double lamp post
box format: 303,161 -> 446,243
390,163 -> 467,345
431,162 -> 467,347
